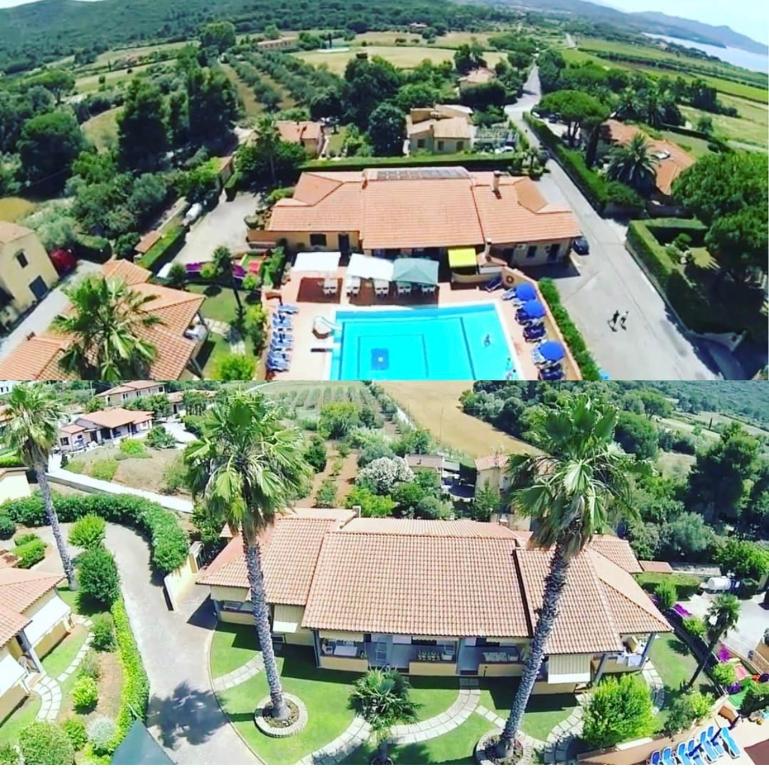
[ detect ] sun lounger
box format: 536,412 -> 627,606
718,727 -> 741,758
501,288 -> 517,301
705,726 -> 724,758
420,284 -> 435,294
484,276 -> 502,292
698,731 -> 718,762
649,750 -> 661,765
676,742 -> 693,765
279,304 -> 299,313
660,747 -> 676,765
687,740 -> 705,766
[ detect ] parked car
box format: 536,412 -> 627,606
573,236 -> 590,255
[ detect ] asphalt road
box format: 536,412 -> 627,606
505,68 -> 717,380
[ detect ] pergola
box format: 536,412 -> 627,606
347,253 -> 394,282
392,258 -> 439,286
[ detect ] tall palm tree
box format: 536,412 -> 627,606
606,133 -> 658,193
495,395 -> 639,760
687,594 -> 741,690
184,391 -> 309,721
53,275 -> 162,381
4,384 -> 76,589
211,245 -> 243,316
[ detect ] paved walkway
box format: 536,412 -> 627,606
298,716 -> 371,765
475,704 -> 545,763
47,454 -> 193,514
206,319 -> 246,354
505,69 -> 718,380
211,654 -> 264,692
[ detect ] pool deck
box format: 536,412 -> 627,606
266,270 -> 545,381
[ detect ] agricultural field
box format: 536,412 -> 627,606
259,380 -> 380,423
381,381 -> 539,459
296,45 -> 504,75
74,61 -> 155,93
657,450 -> 696,481
82,106 -> 120,151
681,97 -> 768,151
221,62 -> 264,118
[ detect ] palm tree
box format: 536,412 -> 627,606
255,116 -> 281,185
495,395 -> 639,760
350,669 -> 419,764
606,134 -> 658,193
4,384 -> 76,589
53,275 -> 162,381
184,391 -> 309,722
211,245 -> 243,317
687,594 -> 741,690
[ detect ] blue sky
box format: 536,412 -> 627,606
600,0 -> 769,44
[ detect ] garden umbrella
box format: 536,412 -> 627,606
514,283 -> 536,302
521,300 -> 546,319
538,340 -> 565,363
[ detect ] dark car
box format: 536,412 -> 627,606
573,236 -> 590,255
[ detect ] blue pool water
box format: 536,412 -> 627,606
329,304 -> 520,381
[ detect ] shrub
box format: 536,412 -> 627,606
89,458 -> 118,481
72,675 -> 98,712
78,548 -> 120,608
0,744 -> 19,764
18,722 -> 75,765
606,181 -> 645,212
318,402 -> 361,439
0,493 -> 189,575
14,531 -> 38,546
86,716 -> 116,756
182,415 -> 207,438
717,538 -> 769,582
216,353 -> 255,381
78,649 -> 102,680
145,426 -> 176,449
62,717 -> 87,751
664,691 -> 713,735
161,456 -> 188,495
0,514 -> 15,538
91,613 -> 116,652
344,485 -> 396,518
112,599 -> 149,750
13,537 -> 45,568
711,663 -> 736,687
139,225 -> 185,273
654,580 -> 677,611
0,452 -> 24,468
682,616 -> 707,639
538,278 -> 601,380
358,456 -> 413,495
314,478 -> 338,508
118,438 -> 147,457
304,435 -> 327,472
582,674 -> 655,749
68,515 -> 106,549
740,680 -> 769,717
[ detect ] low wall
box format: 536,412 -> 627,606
163,551 -> 199,611
409,661 -> 456,676
318,656 -> 368,673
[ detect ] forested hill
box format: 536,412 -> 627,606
1,0 -> 508,72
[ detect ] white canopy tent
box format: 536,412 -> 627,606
347,253 -> 394,283
292,251 -> 342,274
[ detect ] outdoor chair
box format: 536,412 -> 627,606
346,277 -> 361,296
484,276 -> 502,292
279,304 -> 299,313
420,284 -> 435,294
648,750 -> 660,765
660,746 -> 676,765
397,282 -> 412,295
718,727 -> 741,758
676,742 -> 693,765
698,731 -> 718,762
686,740 -> 705,765
705,726 -> 724,758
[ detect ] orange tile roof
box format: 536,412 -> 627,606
276,120 -> 323,144
78,407 -> 153,429
603,120 -> 694,196
639,560 -> 674,574
589,535 -> 642,573
0,261 -> 204,381
267,168 -> 579,251
0,604 -> 29,647
100,380 -> 160,397
475,454 -> 508,472
0,568 -> 64,644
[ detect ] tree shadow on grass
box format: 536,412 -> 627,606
203,285 -> 223,298
149,683 -> 226,749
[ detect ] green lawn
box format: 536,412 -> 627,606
82,107 -> 120,152
0,695 -> 42,749
409,677 -> 460,722
187,284 -> 244,325
479,679 -> 578,741
649,634 -> 716,730
342,712 -> 494,765
210,623 -> 260,680
216,646 -> 358,764
41,625 -> 88,679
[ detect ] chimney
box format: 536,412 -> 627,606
492,170 -> 502,196
483,238 -> 492,261
352,505 -> 362,517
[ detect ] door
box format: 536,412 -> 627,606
28,276 -> 48,301
338,233 -> 351,255
547,243 -> 560,262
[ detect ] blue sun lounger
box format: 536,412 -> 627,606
277,304 -> 299,313
698,730 -> 718,762
687,740 -> 705,765
718,727 -> 741,758
484,276 -> 502,292
676,742 -> 693,765
705,725 -> 724,758
660,746 -> 676,765
649,750 -> 661,765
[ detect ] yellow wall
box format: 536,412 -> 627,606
533,681 -> 577,695
261,231 -> 361,254
218,610 -> 253,625
409,661 -> 456,676
0,470 -> 31,503
7,638 -> 23,662
0,683 -> 27,723
478,663 -> 524,678
319,656 -> 368,673
284,630 -> 314,647
0,229 -> 58,322
35,621 -> 68,658
211,585 -> 249,603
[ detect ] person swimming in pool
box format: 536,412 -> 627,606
483,333 -> 492,346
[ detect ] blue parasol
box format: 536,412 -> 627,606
514,283 -> 536,302
521,300 -> 546,319
538,340 -> 565,362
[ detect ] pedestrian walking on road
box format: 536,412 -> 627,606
620,311 -> 629,330
609,310 -> 620,330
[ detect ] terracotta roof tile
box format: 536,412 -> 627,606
639,560 -> 674,574
0,568 -> 63,615
590,535 -> 642,573
0,604 -> 29,646
276,121 -> 323,144
75,407 -> 153,429
135,231 -> 162,254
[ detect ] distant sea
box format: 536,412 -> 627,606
645,33 -> 768,73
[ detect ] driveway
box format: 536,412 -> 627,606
174,191 -> 262,265
0,260 -> 101,358
29,523 -> 256,764
163,419 -> 199,445
505,69 -> 717,380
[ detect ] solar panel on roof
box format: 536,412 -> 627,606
373,167 -> 469,181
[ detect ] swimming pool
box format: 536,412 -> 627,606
329,304 -> 520,381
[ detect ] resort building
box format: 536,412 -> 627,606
406,105 -> 475,154
276,121 -> 325,157
600,120 -> 694,201
58,407 -> 154,452
0,568 -> 72,721
255,167 -> 580,267
198,511 -> 670,692
474,453 -> 511,494
0,260 -> 208,381
405,454 -> 460,484
98,380 -> 165,407
0,222 -> 59,332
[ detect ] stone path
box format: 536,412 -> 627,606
206,319 -> 246,354
391,679 -> 480,745
642,661 -> 665,712
211,654 -> 264,692
475,704 -> 545,764
541,696 -> 585,764
35,617 -> 93,722
298,716 -> 371,765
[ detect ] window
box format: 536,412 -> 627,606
437,140 -> 445,151
309,233 -> 327,247
456,141 -> 464,151
15,251 -> 28,269
526,245 -> 537,259
417,138 -> 425,149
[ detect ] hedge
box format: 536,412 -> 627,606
224,170 -> 242,201
139,225 -> 186,274
302,151 -> 521,173
0,493 -> 189,575
538,278 -> 601,381
74,233 -> 112,263
111,599 -> 149,753
0,452 -> 24,468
